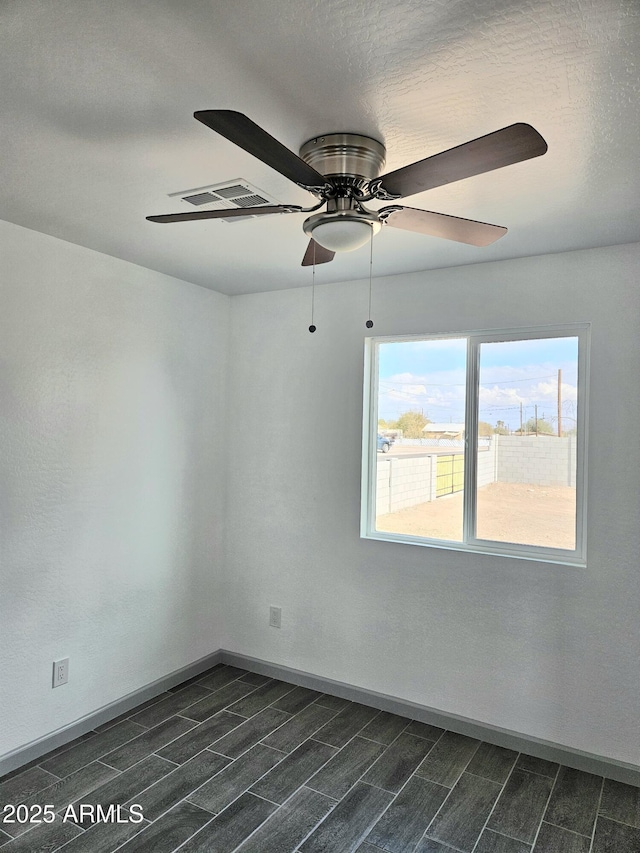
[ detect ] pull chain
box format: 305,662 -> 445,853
366,229 -> 374,329
309,241 -> 317,333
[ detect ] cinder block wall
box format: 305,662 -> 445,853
496,436 -> 576,486
477,441 -> 497,487
376,455 -> 435,514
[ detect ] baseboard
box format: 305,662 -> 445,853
221,650 -> 640,788
0,650 -> 223,778
2,647 -> 638,788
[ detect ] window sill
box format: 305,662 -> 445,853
363,530 -> 587,567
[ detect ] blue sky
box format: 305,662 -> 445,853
378,336 -> 579,431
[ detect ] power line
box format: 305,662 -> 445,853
380,373 -> 572,389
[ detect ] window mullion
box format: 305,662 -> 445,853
463,337 -> 479,544
362,339 -> 378,537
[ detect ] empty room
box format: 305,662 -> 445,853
1,2 -> 639,852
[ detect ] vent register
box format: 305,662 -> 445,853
169,180 -> 279,223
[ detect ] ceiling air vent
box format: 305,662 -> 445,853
169,180 -> 278,223
182,192 -> 219,206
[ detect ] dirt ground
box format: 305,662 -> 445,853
376,482 -> 576,549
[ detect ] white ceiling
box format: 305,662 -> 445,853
1,0 -> 638,295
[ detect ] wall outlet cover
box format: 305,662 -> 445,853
52,658 -> 69,688
269,606 -> 282,629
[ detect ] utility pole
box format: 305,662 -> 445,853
535,404 -> 538,436
557,368 -> 562,437
520,402 -> 523,436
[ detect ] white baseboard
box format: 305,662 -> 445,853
0,650 -> 223,777
2,648 -> 638,788
221,651 -> 640,788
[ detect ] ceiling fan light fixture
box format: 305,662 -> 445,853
303,211 -> 382,253
311,219 -> 373,252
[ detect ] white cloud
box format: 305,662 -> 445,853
479,385 -> 526,407
379,370 -> 466,419
379,353 -> 578,429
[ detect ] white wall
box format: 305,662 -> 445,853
3,228 -> 638,771
225,242 -> 640,766
0,221 -> 229,757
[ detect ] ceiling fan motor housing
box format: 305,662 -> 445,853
299,133 -> 386,181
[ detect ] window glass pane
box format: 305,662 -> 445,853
475,336 -> 578,550
374,338 -> 467,542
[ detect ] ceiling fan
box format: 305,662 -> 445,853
147,111 -> 548,266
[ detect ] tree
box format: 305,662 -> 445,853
395,410 -> 430,438
478,420 -> 494,437
523,417 -> 554,435
494,420 -> 510,435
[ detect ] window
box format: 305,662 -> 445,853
361,326 -> 588,564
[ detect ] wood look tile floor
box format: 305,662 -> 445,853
1,665 -> 639,853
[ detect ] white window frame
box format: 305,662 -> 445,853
361,324 -> 589,566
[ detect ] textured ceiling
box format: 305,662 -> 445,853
1,0 -> 638,295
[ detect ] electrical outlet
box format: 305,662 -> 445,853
269,606 -> 282,629
52,658 -> 69,688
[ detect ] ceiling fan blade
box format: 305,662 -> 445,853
146,205 -> 302,223
381,206 -> 507,246
301,239 -> 335,266
377,123 -> 547,199
194,110 -> 327,189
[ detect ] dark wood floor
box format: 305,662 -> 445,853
1,664 -> 638,852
